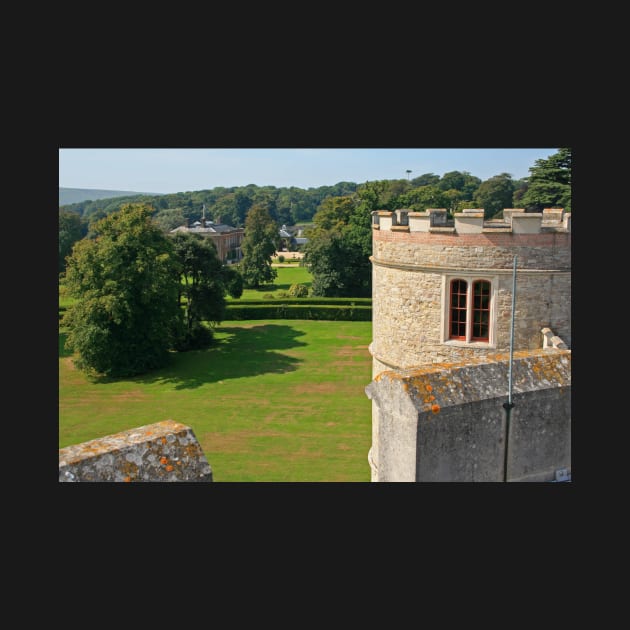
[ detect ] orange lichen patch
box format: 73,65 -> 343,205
161,437 -> 167,445
160,456 -> 168,465
425,384 -> 433,392
431,404 -> 441,414
124,476 -> 131,482
145,431 -> 153,436
165,465 -> 174,472
120,461 -> 138,475
176,460 -> 182,466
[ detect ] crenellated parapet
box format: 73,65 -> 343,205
372,208 -> 571,234
369,205 -> 571,371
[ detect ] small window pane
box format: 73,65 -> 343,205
471,280 -> 490,342
449,279 -> 468,340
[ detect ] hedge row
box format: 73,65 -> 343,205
60,301 -> 373,323
225,304 -> 372,321
228,297 -> 372,306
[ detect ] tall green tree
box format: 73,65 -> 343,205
304,183 -> 380,297
59,210 -> 86,273
519,148 -> 571,212
62,204 -> 182,377
396,185 -> 450,212
170,232 -> 229,349
474,173 -> 516,219
239,203 -> 279,288
310,196 -> 355,231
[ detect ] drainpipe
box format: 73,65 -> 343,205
502,256 -> 517,482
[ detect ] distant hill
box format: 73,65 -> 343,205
59,187 -> 163,206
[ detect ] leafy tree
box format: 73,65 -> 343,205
223,264 -> 244,299
153,207 -> 186,233
438,171 -> 467,191
396,185 -> 450,212
304,182 -> 379,297
170,232 -> 232,350
59,210 -> 86,273
310,195 -> 355,231
307,235 -> 352,297
382,179 -> 411,204
211,191 -> 252,227
62,204 -> 182,377
512,178 -> 529,207
474,173 -> 516,219
232,190 -> 253,226
411,173 -> 440,187
461,172 -> 482,199
86,208 -> 108,237
239,203 -> 279,288
519,148 -> 571,212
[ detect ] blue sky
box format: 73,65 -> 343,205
59,148 -> 559,195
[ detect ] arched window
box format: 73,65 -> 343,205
447,278 -> 493,344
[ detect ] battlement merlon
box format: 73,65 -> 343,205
371,208 -> 571,234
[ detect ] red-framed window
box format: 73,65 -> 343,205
449,279 -> 468,340
471,280 -> 490,341
448,278 -> 491,342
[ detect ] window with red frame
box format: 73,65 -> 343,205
472,280 -> 490,341
449,279 -> 467,340
449,278 -> 491,342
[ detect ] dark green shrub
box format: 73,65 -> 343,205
288,283 -> 309,298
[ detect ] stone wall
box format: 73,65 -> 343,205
365,348 -> 571,482
59,420 -> 213,482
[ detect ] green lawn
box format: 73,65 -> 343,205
59,319 -> 374,482
230,265 -> 313,300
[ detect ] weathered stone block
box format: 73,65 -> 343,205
59,420 -> 213,482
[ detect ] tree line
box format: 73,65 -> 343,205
59,148 -> 570,251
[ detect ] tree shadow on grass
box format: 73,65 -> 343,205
89,324 -> 308,390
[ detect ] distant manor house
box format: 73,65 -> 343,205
170,205 -> 244,264
365,207 -> 571,482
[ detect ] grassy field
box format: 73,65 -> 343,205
230,265 -> 313,300
59,319 -> 374,482
59,263 -> 375,482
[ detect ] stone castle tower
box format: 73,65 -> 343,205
365,208 -> 571,482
